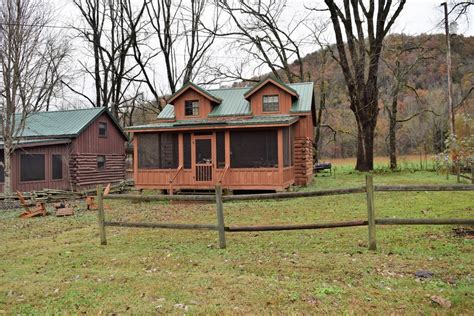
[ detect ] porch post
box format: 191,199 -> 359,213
178,133 -> 184,166
277,128 -> 284,183
225,131 -> 231,167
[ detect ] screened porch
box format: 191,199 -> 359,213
133,127 -> 295,191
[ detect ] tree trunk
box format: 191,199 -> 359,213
389,95 -> 398,170
355,118 -> 376,171
3,143 -> 12,196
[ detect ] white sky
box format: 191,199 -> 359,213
54,0 -> 473,106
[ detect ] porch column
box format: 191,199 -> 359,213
225,131 -> 231,167
178,133 -> 183,167
133,134 -> 138,182
277,128 -> 284,183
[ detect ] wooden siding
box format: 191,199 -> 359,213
136,167 -> 294,191
0,144 -> 71,193
249,82 -> 293,115
70,112 -> 126,188
71,112 -> 125,155
70,153 -> 125,189
173,89 -> 213,120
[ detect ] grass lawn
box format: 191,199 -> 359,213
0,168 -> 473,314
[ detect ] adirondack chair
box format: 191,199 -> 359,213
17,191 -> 48,219
86,183 -> 111,210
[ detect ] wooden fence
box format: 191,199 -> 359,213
97,175 -> 474,250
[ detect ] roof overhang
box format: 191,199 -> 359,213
168,82 -> 222,105
244,77 -> 299,100
127,116 -> 299,133
0,138 -> 72,149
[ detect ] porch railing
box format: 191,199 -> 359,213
218,165 -> 230,184
169,165 -> 183,194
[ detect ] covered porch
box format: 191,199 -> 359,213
131,117 -> 298,192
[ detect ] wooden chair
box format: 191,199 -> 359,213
17,191 -> 48,219
86,183 -> 111,210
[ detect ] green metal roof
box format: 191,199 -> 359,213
0,138 -> 71,149
13,107 -> 127,139
129,115 -> 299,131
157,82 -> 314,120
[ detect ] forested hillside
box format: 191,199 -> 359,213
297,33 -> 474,159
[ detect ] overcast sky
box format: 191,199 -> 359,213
56,0 -> 473,106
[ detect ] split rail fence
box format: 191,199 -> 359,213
97,175 -> 474,250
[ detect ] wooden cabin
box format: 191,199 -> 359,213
0,108 -> 128,193
128,78 -> 315,192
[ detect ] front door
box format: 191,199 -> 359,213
193,136 -> 213,182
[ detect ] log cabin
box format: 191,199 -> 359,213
128,77 -> 316,192
0,107 -> 128,193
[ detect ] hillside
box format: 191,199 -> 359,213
296,33 -> 474,159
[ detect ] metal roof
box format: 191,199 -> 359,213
156,82 -> 314,120
129,115 -> 299,131
0,138 -> 71,149
13,107 -> 127,139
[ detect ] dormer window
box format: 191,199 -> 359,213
263,95 -> 279,112
185,100 -> 199,116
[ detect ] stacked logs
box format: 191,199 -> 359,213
69,153 -> 126,188
294,137 -> 313,185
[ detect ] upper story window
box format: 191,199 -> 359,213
99,122 -> 107,137
263,95 -> 279,112
185,100 -> 199,116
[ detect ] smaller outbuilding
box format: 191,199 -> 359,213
0,107 -> 128,193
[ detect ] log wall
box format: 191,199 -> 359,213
70,153 -> 125,189
294,137 -> 313,185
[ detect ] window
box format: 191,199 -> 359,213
137,133 -> 179,169
283,127 -> 293,167
52,154 -> 63,180
185,100 -> 199,116
97,155 -> 106,170
216,131 -> 225,169
230,129 -> 278,168
99,122 -> 107,137
20,154 -> 45,181
263,95 -> 279,112
183,133 -> 191,169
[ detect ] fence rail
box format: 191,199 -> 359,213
97,178 -> 474,250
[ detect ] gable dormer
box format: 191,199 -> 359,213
244,77 -> 299,116
167,82 -> 222,120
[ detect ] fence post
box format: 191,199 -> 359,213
365,174 -> 376,251
97,184 -> 107,246
215,185 -> 226,249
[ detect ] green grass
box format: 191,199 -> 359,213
0,170 -> 473,314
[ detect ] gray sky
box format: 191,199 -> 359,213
57,0 -> 473,106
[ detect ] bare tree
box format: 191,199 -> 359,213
0,0 -> 70,196
316,0 -> 406,171
381,35 -> 435,170
449,0 -> 473,20
145,0 -> 218,94
212,0 -> 307,83
72,0 -> 146,117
